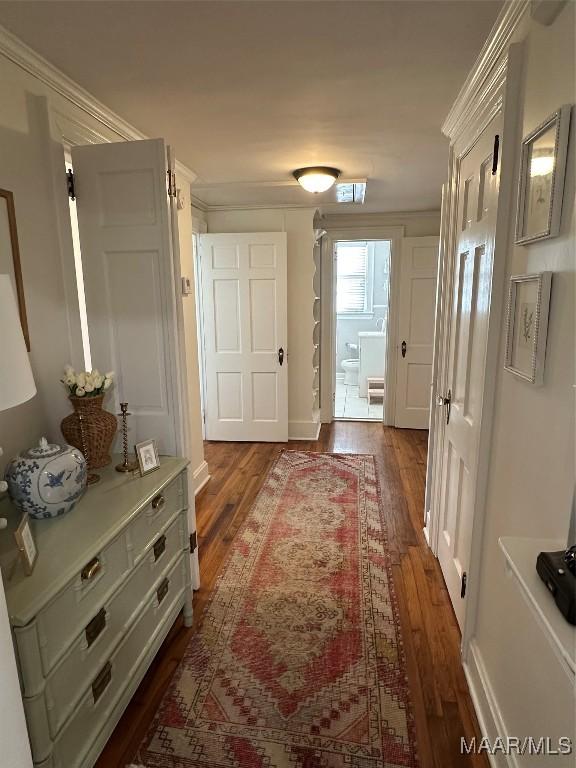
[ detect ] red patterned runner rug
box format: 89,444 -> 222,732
135,451 -> 419,768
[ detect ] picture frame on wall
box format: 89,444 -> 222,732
14,514 -> 38,575
0,188 -> 30,350
504,272 -> 552,386
135,439 -> 160,476
515,105 -> 572,245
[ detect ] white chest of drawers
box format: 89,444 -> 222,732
0,457 -> 193,768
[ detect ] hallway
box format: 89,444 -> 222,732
97,422 -> 487,768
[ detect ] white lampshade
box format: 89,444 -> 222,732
0,274 -> 36,411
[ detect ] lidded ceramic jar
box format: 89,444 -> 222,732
4,437 -> 87,519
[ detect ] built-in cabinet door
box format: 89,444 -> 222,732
394,236 -> 439,429
437,112 -> 502,630
71,139 -> 182,456
199,232 -> 288,442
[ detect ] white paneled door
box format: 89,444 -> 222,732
199,233 -> 288,441
72,139 -> 183,456
437,113 -> 502,629
72,139 -> 200,589
394,236 -> 439,428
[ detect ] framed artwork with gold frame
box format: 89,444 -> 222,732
0,188 -> 29,350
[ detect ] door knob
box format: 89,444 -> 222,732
437,389 -> 452,424
278,347 -> 284,366
401,340 -> 407,358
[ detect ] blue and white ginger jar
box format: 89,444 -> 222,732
5,437 -> 87,519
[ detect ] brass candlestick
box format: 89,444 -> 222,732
116,402 -> 138,473
77,412 -> 100,485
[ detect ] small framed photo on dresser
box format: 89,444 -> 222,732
14,514 -> 38,575
135,439 -> 160,476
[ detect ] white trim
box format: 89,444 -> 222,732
464,641 -> 517,768
0,23 -> 197,183
423,185 -> 450,555
442,0 -> 530,139
289,420 -> 321,441
193,460 -> 211,496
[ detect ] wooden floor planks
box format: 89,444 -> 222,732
95,422 -> 488,768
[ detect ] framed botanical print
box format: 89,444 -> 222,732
0,188 -> 29,349
504,272 -> 552,386
515,106 -> 572,245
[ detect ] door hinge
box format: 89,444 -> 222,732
189,531 -> 197,553
67,169 -> 76,200
167,169 -> 177,198
461,571 -> 467,598
491,135 -> 500,175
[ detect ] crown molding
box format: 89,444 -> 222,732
442,0 -> 531,139
0,23 -> 197,182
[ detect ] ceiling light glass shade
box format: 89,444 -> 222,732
293,166 -> 341,193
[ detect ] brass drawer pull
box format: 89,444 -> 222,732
92,661 -> 112,704
153,534 -> 166,562
81,556 -> 101,582
151,494 -> 165,512
157,577 -> 169,604
85,608 -> 107,648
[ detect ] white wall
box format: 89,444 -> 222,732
0,54 -> 120,472
471,4 -> 575,760
319,210 -> 441,238
206,207 -> 319,439
0,46 -> 207,485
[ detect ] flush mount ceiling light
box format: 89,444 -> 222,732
293,166 -> 341,193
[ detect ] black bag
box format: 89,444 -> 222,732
536,547 -> 576,625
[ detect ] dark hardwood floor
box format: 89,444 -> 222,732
96,422 -> 488,768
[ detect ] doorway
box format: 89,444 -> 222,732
334,240 -> 390,421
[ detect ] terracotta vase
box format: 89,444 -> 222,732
61,395 -> 117,469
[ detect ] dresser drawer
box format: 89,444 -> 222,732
33,531 -> 132,675
35,513 -> 187,740
49,553 -> 188,768
129,473 -> 185,564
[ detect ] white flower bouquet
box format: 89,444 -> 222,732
61,365 -> 114,398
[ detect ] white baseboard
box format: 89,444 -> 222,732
288,420 -> 321,441
192,460 -> 210,495
423,524 -> 431,547
464,640 -> 517,768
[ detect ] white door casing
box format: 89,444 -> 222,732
394,236 -> 439,429
436,112 -> 502,630
72,139 -> 181,456
166,147 -> 200,588
199,232 -> 288,442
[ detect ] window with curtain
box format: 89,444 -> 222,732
336,242 -> 369,313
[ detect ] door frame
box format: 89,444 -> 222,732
426,44 -> 523,655
320,225 -> 403,425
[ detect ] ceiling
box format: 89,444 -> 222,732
0,1 -> 502,212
